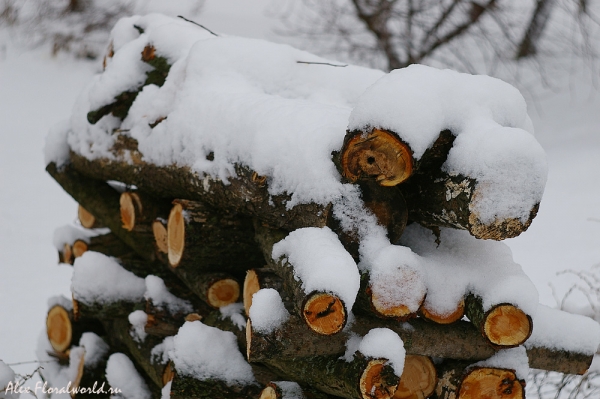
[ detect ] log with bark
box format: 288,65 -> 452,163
46,304 -> 104,354
119,190 -> 171,233
464,295 -> 533,348
336,129 -> 540,240
434,361 -> 525,399
263,352 -> 400,399
169,373 -> 262,399
246,314 -> 592,375
419,298 -> 465,325
254,225 -> 349,336
78,205 -> 103,229
259,381 -> 341,399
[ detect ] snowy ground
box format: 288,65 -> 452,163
0,0 -> 599,389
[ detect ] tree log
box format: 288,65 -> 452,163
58,242 -> 74,265
393,355 -> 437,399
254,225 -> 348,335
66,150 -> 331,231
102,317 -> 175,390
120,190 -> 170,233
71,233 -> 131,260
188,272 -> 241,309
434,362 -> 525,399
73,298 -> 145,322
338,129 -> 414,187
419,298 -> 465,325
167,200 -> 263,276
263,353 -> 399,399
243,269 -> 285,316
246,314 -> 591,375
153,218 -> 168,254
78,205 -> 102,229
465,295 -> 533,348
354,269 -> 424,321
169,373 -> 262,399
260,381 -> 340,399
46,304 -> 104,353
46,163 -> 157,261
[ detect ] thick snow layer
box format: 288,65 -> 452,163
349,65 -> 547,224
272,227 -> 360,309
0,360 -> 18,399
219,302 -> 247,330
526,305 -> 600,355
128,310 -> 148,343
78,332 -> 110,368
144,275 -> 193,314
160,381 -> 171,399
400,224 -> 539,316
105,353 -> 151,399
248,289 -> 290,334
71,251 -> 146,305
343,329 -> 405,376
472,347 -> 529,380
170,321 -> 255,386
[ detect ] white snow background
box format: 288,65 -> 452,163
0,0 -> 599,394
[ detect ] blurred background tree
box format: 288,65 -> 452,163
271,0 -> 600,93
0,0 -> 204,59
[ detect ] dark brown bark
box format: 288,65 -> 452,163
71,233 -> 132,259
254,224 -> 348,335
260,381 -> 343,399
263,352 -> 399,399
169,373 -> 262,399
67,150 -> 332,231
166,199 -> 263,277
119,190 -> 171,233
246,314 -> 591,375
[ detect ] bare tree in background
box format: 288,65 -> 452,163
273,0 -> 599,88
0,0 -> 204,59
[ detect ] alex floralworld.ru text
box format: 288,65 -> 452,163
4,380 -> 122,395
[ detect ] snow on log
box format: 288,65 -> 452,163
347,66 -> 547,240
255,224 -> 360,335
419,297 -> 465,325
105,352 -> 155,398
243,269 -> 285,316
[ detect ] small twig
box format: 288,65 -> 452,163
6,360 -> 55,366
296,61 -> 348,67
177,15 -> 218,36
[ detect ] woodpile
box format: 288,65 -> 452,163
39,13 -> 600,399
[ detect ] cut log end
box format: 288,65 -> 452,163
484,305 -> 532,347
207,278 -> 240,308
162,361 -> 175,387
246,319 -> 252,360
61,243 -> 73,265
260,386 -> 278,399
341,129 -> 413,187
120,191 -> 142,232
72,239 -> 89,259
167,203 -> 185,267
72,350 -> 86,397
360,359 -> 399,399
420,300 -> 465,325
303,293 -> 346,335
47,305 -> 72,353
393,355 -> 437,399
459,368 -> 524,399
77,205 -> 97,229
468,203 -> 538,241
152,220 -> 168,254
243,269 -> 260,316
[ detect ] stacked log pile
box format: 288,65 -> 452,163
39,13 -> 600,399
